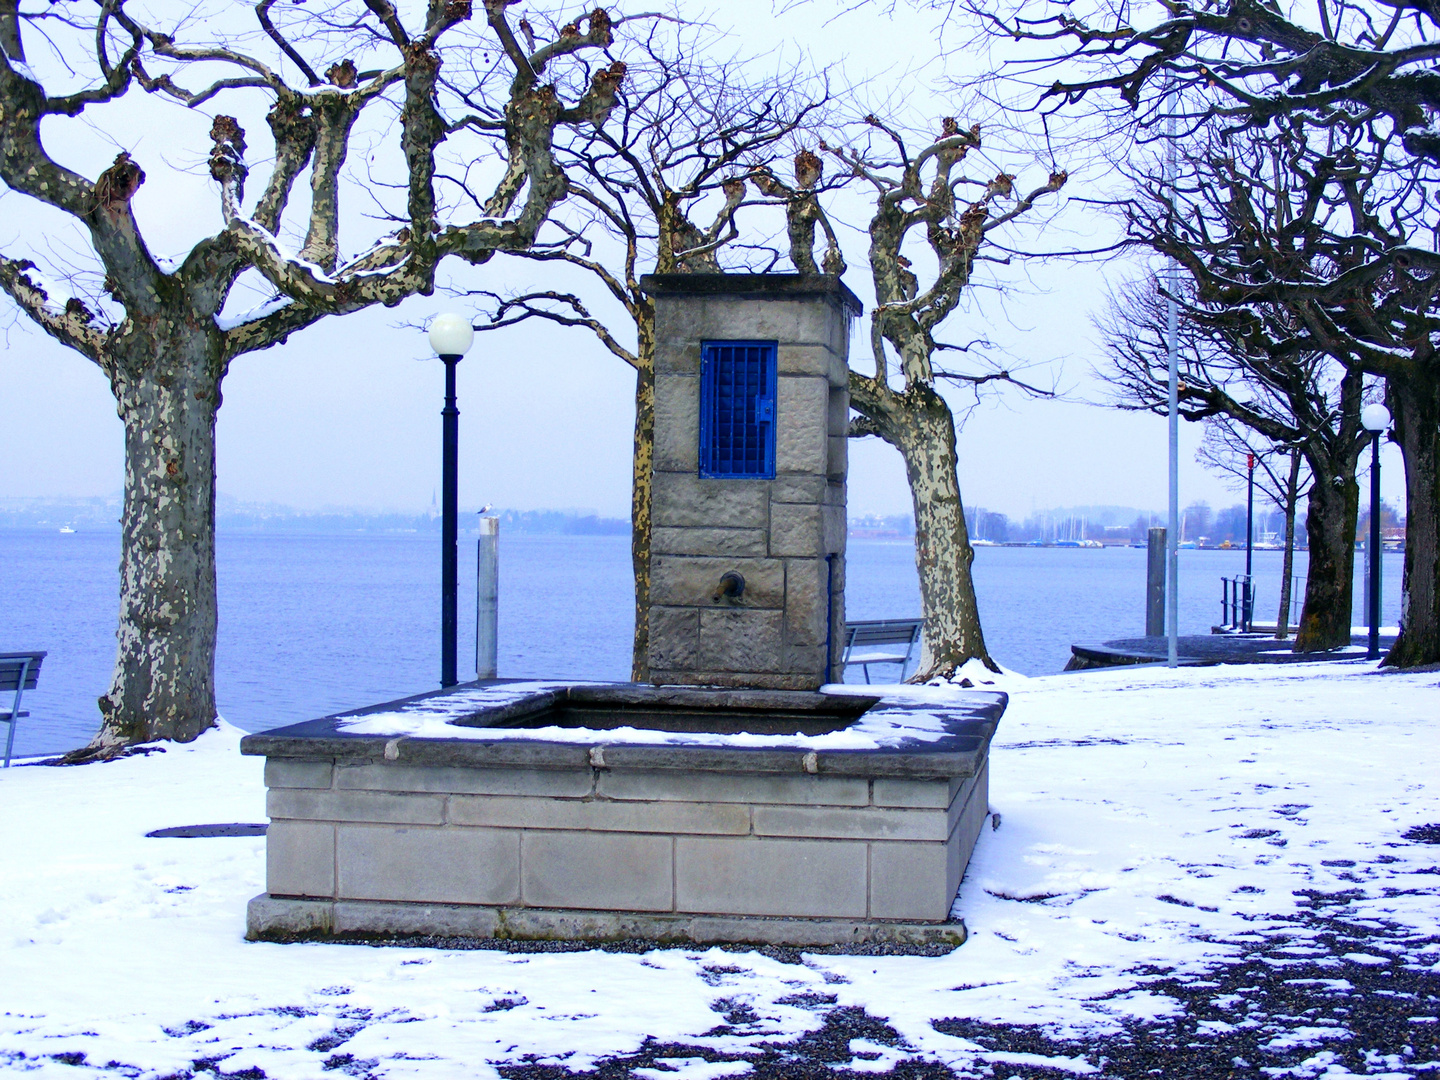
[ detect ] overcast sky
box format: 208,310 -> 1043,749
0,0 -> 1407,522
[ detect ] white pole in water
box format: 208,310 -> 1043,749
476,515 -> 498,680
1165,83 -> 1180,669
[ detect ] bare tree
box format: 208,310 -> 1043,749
1096,261 -> 1365,652
817,117 -> 1066,678
462,83 -> 1065,683
1141,122 -> 1407,651
974,0 -> 1440,665
0,0 -> 638,757
1197,421 -> 1311,638
462,42 -> 829,679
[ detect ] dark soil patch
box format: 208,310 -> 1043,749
501,896 -> 1438,1080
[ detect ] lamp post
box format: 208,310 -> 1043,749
1360,402 -> 1391,661
1245,454 -> 1254,578
1164,80 -> 1180,668
1245,453 -> 1255,630
428,313 -> 475,687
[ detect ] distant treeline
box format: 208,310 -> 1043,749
966,501 -> 1405,546
490,509 -> 630,535
0,498 -> 630,535
7,497 -> 1398,544
211,506 -> 632,536
0,496 -> 121,531
848,514 -> 916,537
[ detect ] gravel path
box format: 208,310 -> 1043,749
496,881 -> 1440,1080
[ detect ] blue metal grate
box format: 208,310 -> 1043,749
699,341 -> 776,478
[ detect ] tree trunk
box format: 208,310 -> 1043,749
1275,450 -> 1301,639
630,316 -> 655,682
1383,370 -> 1440,667
892,386 -> 996,678
76,330 -> 222,758
1293,464 -> 1359,652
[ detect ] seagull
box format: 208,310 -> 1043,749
477,504 -> 493,515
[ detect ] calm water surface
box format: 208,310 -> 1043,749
0,530 -> 1404,756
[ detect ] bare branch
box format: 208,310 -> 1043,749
254,0 -> 321,86
468,288 -> 639,368
934,368 -> 1055,397
0,255 -> 107,363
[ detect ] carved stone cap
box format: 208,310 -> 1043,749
640,273 -> 863,317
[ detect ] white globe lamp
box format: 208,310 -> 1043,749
428,312 -> 474,358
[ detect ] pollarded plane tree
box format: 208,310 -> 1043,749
1196,420 -> 1313,639
815,117 -> 1067,679
1097,262 -> 1363,651
974,0 -> 1440,664
1100,262 -> 1322,639
457,39 -> 832,679
1107,117 -> 1408,651
1105,258 -> 1322,640
0,0 -> 639,757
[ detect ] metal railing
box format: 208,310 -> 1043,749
1221,575 -> 1255,631
1277,574 -> 1304,634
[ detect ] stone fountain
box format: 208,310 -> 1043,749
241,274 -> 1003,948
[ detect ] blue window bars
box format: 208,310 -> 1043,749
699,341 -> 777,479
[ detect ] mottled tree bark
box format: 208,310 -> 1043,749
878,386 -> 991,676
1293,466 -> 1360,652
822,121 -> 1063,679
1385,371 -> 1440,667
1275,450 -> 1301,639
849,372 -> 994,677
0,2 -> 633,755
99,329 -> 224,748
629,314 -> 656,681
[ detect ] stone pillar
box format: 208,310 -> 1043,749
641,274 -> 859,690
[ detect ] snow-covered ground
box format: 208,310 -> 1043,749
2,661 -> 1436,1079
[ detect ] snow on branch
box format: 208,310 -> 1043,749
0,256 -> 107,363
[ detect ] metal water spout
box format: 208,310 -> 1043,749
713,571 -> 745,602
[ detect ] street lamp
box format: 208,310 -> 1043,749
1360,401 -> 1391,661
1245,452 -> 1255,631
429,312 -> 475,687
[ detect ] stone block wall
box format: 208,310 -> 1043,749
641,274 -> 861,690
262,756 -> 989,924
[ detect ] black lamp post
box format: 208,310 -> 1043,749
1360,401 -> 1391,661
1245,453 -> 1254,578
1245,452 -> 1254,630
428,313 -> 474,687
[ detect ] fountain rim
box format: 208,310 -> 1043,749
239,680 -> 1005,782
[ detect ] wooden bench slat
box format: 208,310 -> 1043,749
843,620 -> 922,646
840,620 -> 921,682
2,651 -> 45,766
0,652 -> 45,692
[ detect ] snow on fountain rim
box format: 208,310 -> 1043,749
331,678 -> 1006,752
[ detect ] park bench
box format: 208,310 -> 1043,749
1,651 -> 45,768
841,619 -> 922,683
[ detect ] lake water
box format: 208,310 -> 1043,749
1,530 -> 1405,757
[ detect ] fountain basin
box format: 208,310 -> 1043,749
455,685 -> 876,736
240,682 -> 1003,948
